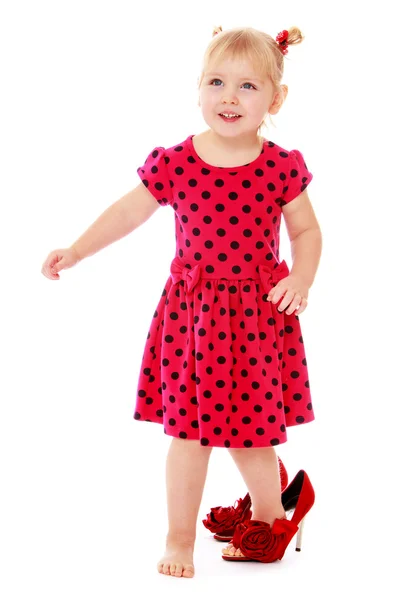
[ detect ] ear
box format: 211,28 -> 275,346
196,76 -> 201,106
269,84 -> 288,115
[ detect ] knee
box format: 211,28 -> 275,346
227,446 -> 249,454
227,446 -> 275,457
173,437 -> 213,454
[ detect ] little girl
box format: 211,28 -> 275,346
41,25 -> 322,578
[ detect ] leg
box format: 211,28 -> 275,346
228,446 -> 286,522
223,446 -> 286,557
157,437 -> 213,577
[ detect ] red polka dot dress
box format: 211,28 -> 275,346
134,134 -> 315,448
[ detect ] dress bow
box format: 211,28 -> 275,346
258,260 -> 289,290
170,256 -> 202,294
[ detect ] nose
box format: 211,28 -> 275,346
222,99 -> 239,107
221,85 -> 239,105
222,95 -> 239,105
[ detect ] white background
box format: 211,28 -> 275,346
1,0 -> 392,597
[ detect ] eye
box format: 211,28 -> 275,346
209,79 -> 256,90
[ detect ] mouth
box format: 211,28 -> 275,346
219,113 -> 242,122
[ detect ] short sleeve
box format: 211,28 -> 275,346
282,149 -> 313,206
137,146 -> 173,207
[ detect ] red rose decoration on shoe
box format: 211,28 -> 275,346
233,518 -> 299,562
202,495 -> 252,534
232,521 -> 249,547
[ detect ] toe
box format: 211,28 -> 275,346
223,542 -> 235,554
174,564 -> 183,577
222,542 -> 245,558
183,565 -> 195,578
162,562 -> 171,575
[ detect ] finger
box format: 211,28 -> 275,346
41,265 -> 51,278
51,261 -> 62,274
277,291 -> 294,312
42,260 -> 54,275
41,265 -> 59,280
283,293 -> 303,315
267,287 -> 283,304
295,297 -> 307,316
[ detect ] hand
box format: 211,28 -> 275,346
41,246 -> 80,280
266,274 -> 309,316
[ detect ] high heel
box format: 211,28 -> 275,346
202,456 -> 288,542
221,470 -> 315,562
295,516 -> 306,552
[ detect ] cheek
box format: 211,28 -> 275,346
201,88 -> 215,99
200,93 -> 217,110
246,99 -> 267,117
243,94 -> 261,107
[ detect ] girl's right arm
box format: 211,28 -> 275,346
41,182 -> 160,279
71,182 -> 160,261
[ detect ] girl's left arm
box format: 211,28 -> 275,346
282,189 -> 323,288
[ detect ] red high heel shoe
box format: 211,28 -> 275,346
202,456 -> 288,542
221,469 -> 315,562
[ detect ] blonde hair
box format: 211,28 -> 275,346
198,25 -> 305,135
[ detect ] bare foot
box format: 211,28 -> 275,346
157,539 -> 195,578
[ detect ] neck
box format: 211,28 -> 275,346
205,129 -> 263,153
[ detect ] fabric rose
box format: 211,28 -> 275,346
232,518 -> 299,562
202,494 -> 252,534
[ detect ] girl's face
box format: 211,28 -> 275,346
198,58 -> 278,137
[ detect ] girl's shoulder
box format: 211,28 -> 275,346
264,139 -> 298,159
264,141 -> 313,178
165,134 -> 193,158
